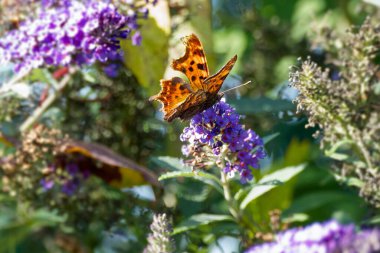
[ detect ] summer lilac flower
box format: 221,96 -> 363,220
40,178 -> 55,190
132,31 -> 142,46
0,0 -> 152,72
103,63 -> 120,78
246,220 -> 380,253
180,100 -> 266,183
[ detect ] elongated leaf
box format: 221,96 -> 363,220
324,139 -> 353,161
240,164 -> 305,209
173,214 -> 234,235
263,132 -> 280,145
159,171 -> 223,194
365,214 -> 380,225
151,156 -> 191,172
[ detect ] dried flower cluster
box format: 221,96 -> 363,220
246,220 -> 380,253
0,126 -> 133,229
180,100 -> 266,183
289,17 -> 380,206
144,213 -> 175,253
1,126 -> 65,196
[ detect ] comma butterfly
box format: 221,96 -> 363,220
149,34 -> 237,122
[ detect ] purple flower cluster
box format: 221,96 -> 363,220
246,220 -> 380,253
40,162 -> 90,196
180,100 -> 266,183
0,0 -> 149,72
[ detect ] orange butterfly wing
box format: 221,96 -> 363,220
171,34 -> 209,91
149,77 -> 193,122
204,55 -> 237,94
150,34 -> 238,122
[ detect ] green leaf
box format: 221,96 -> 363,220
282,191 -> 362,217
324,139 -> 354,161
364,214 -> 380,225
122,18 -> 169,95
240,164 -> 305,209
283,213 -> 310,223
159,171 -> 223,194
229,97 -> 295,115
173,214 -> 234,235
263,132 -> 280,145
151,156 -> 191,172
0,209 -> 64,253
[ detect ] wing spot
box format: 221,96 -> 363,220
191,76 -> 196,81
197,64 -> 205,70
190,60 -> 195,65
180,85 -> 186,90
175,95 -> 179,99
189,67 -> 194,72
200,76 -> 205,80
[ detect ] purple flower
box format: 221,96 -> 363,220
181,100 -> 266,183
246,220 -> 380,253
103,63 -> 120,78
61,179 -> 79,196
132,31 -> 142,46
40,178 -> 55,190
66,162 -> 79,175
0,0 -> 153,72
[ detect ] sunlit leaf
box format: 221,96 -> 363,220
158,171 -> 223,194
151,156 -> 191,172
122,18 -> 169,95
240,164 -> 305,209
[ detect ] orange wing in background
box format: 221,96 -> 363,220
149,77 -> 192,121
204,55 -> 237,94
171,34 -> 209,91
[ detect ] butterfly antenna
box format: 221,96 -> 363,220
221,80 -> 252,95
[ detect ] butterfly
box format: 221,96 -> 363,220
149,34 -> 237,122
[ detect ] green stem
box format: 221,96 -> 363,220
220,171 -> 240,221
219,169 -> 258,237
19,70 -> 73,133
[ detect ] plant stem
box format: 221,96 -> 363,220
220,170 -> 258,237
19,70 -> 73,133
220,171 -> 240,221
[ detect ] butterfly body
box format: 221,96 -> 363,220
150,34 -> 237,122
169,91 -> 223,122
